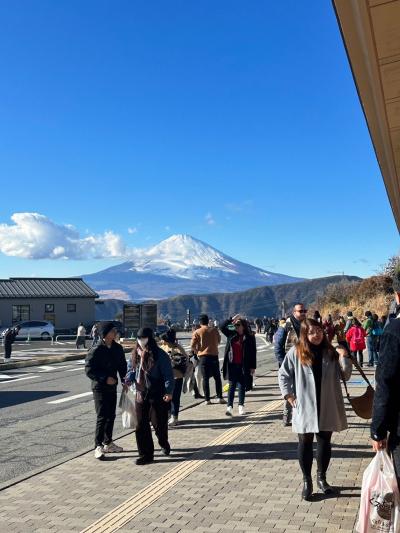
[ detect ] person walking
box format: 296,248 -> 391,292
371,270 -> 400,488
85,322 -> 128,460
363,311 -> 378,367
127,328 -> 174,465
3,325 -> 20,362
255,318 -> 263,334
323,315 -> 335,343
76,322 -> 86,349
278,318 -> 352,500
191,314 -> 225,405
345,318 -> 366,367
313,311 -> 322,324
221,316 -> 256,416
90,323 -> 100,348
334,317 -> 347,348
159,329 -> 188,426
274,303 -> 308,426
344,311 -> 354,334
372,313 -> 384,358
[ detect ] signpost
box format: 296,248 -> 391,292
123,303 -> 158,337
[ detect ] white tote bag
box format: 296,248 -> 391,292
357,450 -> 400,533
119,389 -> 137,429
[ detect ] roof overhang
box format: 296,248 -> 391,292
333,0 -> 400,232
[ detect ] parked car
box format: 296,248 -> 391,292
1,321 -> 55,340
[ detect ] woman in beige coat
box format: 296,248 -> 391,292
278,318 -> 352,501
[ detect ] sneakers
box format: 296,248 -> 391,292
226,406 -> 233,416
218,398 -> 227,404
94,446 -> 105,460
103,442 -> 123,453
238,405 -> 246,415
205,400 -> 212,405
168,416 -> 178,427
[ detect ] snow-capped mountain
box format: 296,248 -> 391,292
83,234 -> 303,300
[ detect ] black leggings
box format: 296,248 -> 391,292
298,431 -> 332,478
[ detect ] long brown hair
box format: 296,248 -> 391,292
296,318 -> 337,366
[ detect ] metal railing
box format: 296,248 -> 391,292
53,334 -> 93,345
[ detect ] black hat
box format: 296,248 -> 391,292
346,311 -> 353,317
101,321 -> 116,338
137,327 -> 154,339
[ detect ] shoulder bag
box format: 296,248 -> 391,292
339,354 -> 374,420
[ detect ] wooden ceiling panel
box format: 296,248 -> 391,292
371,2 -> 400,59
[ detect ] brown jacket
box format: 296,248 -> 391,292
191,326 -> 221,356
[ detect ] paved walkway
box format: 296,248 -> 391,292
0,369 -> 372,532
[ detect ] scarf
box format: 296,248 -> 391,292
135,346 -> 155,403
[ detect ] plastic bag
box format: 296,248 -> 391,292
357,450 -> 400,533
119,389 -> 137,429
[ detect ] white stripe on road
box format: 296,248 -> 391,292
47,392 -> 92,404
66,368 -> 83,372
38,365 -> 70,372
0,375 -> 38,384
0,373 -> 31,379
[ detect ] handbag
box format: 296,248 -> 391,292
339,354 -> 375,420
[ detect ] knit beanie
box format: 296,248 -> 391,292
101,321 -> 116,338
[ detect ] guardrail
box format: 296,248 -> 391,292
53,334 -> 93,346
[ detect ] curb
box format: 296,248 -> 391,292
0,353 -> 86,370
0,347 -> 133,370
0,397 -> 204,493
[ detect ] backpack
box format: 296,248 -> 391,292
372,321 -> 383,336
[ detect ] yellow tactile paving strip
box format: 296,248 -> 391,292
81,399 -> 283,533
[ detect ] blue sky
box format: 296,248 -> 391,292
0,0 -> 398,281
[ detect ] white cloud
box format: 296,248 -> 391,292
128,227 -> 138,234
205,212 -> 215,225
0,213 -> 129,260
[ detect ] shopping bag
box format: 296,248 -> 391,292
357,450 -> 400,533
119,389 -> 137,429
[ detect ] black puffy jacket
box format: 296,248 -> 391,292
85,340 -> 127,391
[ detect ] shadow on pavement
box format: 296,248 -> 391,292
0,390 -> 66,408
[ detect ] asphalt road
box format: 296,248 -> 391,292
0,334 -> 276,485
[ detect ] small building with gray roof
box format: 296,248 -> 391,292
0,278 -> 98,330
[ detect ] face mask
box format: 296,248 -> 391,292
138,338 -> 149,349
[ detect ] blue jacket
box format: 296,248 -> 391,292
274,326 -> 288,366
129,346 -> 174,398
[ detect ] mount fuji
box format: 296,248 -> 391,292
83,234 -> 304,301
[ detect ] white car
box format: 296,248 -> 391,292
14,321 -> 55,340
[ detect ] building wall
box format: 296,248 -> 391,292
0,298 -> 95,330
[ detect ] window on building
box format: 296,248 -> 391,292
67,304 -> 76,313
12,305 -> 30,323
45,304 -> 54,313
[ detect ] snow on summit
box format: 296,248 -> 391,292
84,234 -> 303,300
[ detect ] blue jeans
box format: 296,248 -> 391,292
171,377 -> 183,417
366,336 -> 378,365
227,364 -> 246,407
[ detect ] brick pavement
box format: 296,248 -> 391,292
0,369 -> 373,533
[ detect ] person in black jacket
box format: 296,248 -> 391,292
371,270 -> 400,487
221,315 -> 256,416
85,321 -> 127,460
3,326 -> 20,362
126,327 -> 174,465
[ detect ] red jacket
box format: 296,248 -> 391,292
346,326 -> 366,352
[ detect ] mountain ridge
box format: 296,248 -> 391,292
84,234 -> 304,300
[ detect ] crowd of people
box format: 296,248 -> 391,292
83,269 -> 400,506
85,313 -> 257,463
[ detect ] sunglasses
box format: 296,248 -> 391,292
297,309 -> 307,314
234,323 -> 243,328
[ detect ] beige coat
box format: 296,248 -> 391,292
159,340 -> 188,379
278,346 -> 352,434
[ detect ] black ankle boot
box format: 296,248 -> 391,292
302,477 -> 313,501
317,472 -> 333,494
